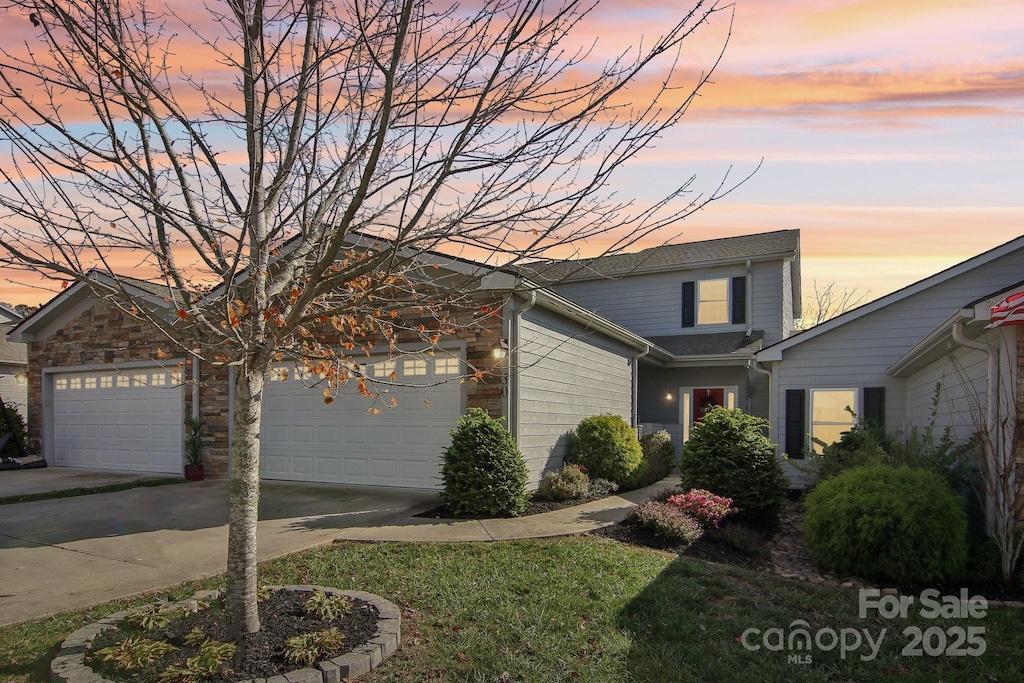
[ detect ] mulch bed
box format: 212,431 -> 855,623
89,590 -> 379,682
590,520 -> 773,571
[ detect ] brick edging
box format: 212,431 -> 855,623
51,587 -> 401,683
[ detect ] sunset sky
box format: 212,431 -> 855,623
1,0 -> 1022,312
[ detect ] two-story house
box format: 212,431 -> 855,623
523,230 -> 802,447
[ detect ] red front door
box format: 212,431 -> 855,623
692,388 -> 725,423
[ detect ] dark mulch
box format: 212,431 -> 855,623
89,589 -> 379,682
590,520 -> 773,571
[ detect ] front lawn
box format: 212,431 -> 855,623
1,537 -> 1021,682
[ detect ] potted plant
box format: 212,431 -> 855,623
183,416 -> 205,481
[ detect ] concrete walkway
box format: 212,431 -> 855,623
333,479 -> 672,542
0,472 -> 674,627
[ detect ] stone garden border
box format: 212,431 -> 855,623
51,585 -> 401,683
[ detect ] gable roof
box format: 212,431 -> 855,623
0,323 -> 27,365
0,302 -> 21,323
758,233 -> 1024,362
520,229 -> 800,284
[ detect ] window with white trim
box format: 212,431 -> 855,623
697,278 -> 729,325
810,389 -> 857,451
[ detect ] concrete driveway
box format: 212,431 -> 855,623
0,477 -> 438,626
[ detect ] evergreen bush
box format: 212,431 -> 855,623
678,408 -> 786,527
804,465 -> 969,584
538,464 -> 590,501
570,414 -> 642,487
440,408 -> 529,517
632,429 -> 675,487
0,402 -> 28,458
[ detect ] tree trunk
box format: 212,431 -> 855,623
226,362 -> 266,634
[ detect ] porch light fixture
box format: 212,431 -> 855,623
492,338 -> 509,360
15,372 -> 27,386
665,391 -> 674,401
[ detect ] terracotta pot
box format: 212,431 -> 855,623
184,464 -> 205,481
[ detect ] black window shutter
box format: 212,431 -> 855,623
785,389 -> 806,458
864,387 -> 886,426
731,276 -> 746,325
681,281 -> 695,327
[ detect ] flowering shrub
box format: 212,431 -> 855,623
631,500 -> 704,545
666,489 -> 736,528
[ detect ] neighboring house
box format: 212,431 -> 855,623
0,305 -> 28,416
527,230 -> 801,446
10,254 -> 652,489
756,233 -> 1024,487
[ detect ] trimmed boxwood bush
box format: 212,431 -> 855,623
440,408 -> 529,517
570,414 -> 643,487
678,407 -> 786,527
538,464 -> 590,501
632,429 -> 675,487
804,465 -> 968,584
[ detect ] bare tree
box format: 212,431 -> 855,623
0,0 -> 738,634
951,326 -> 1023,586
796,280 -> 868,330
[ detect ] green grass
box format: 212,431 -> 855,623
1,538 -> 1022,682
0,478 -> 185,506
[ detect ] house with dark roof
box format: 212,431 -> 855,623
525,230 -> 802,446
0,309 -> 28,417
10,253 -> 655,487
756,234 -> 1024,491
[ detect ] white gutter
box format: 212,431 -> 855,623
191,350 -> 201,420
633,345 -> 650,429
749,359 -> 774,439
509,291 -> 537,441
952,321 -> 998,533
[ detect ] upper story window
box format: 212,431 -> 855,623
697,279 -> 729,325
682,276 -> 746,328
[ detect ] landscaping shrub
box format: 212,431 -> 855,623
666,489 -> 736,528
632,429 -> 676,487
588,477 -> 620,498
809,385 -> 972,490
570,414 -> 643,487
0,402 -> 27,458
440,408 -> 529,517
631,500 -> 704,545
803,465 -> 969,584
678,408 -> 786,527
538,464 -> 590,501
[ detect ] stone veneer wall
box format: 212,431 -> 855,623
28,295 -> 507,479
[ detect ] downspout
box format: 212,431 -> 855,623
191,350 -> 200,420
633,345 -> 650,433
509,291 -> 537,441
952,321 -> 998,533
749,358 -> 773,439
745,259 -> 753,337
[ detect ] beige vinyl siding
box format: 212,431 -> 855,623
770,249 -> 1024,444
516,307 -> 635,486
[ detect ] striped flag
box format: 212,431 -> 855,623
988,291 -> 1024,328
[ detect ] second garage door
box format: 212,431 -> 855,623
260,354 -> 465,489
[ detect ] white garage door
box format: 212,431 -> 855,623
51,367 -> 184,474
260,354 -> 464,489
